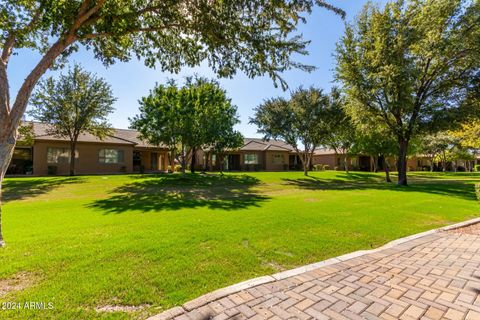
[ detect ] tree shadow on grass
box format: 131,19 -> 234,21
2,176 -> 85,202
282,174 -> 478,202
87,174 -> 270,214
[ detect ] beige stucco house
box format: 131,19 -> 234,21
7,122 -> 169,175
196,138 -> 302,171
312,148 -> 476,172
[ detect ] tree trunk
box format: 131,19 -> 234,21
383,157 -> 392,182
190,147 -> 196,173
219,155 -> 224,174
69,141 -> 76,176
397,139 -> 409,186
344,155 -> 349,173
208,153 -> 213,172
180,145 -> 186,173
442,152 -> 447,172
0,139 -> 15,247
302,152 -> 309,176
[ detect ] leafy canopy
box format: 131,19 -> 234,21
251,87 -> 333,174
335,0 -> 480,141
28,64 -> 115,140
130,76 -> 242,162
1,0 -> 344,89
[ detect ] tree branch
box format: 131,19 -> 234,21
79,24 -> 182,40
10,37 -> 75,130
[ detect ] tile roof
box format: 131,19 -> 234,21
241,138 -> 295,152
313,148 -> 338,156
27,122 -> 163,148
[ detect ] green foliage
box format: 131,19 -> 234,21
28,64 -> 115,175
16,121 -> 35,146
251,87 -> 332,174
475,165 -> 480,172
335,0 -> 480,184
29,64 -> 115,140
419,132 -> 457,159
130,77 -> 243,172
322,87 -> 356,154
1,0 -> 343,89
313,164 -> 329,171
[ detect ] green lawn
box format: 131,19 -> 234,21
0,171 -> 479,319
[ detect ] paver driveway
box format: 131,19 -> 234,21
150,221 -> 480,320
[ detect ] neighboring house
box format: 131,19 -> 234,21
7,122 -> 169,175
197,138 -> 302,171
313,148 -> 475,172
312,148 -> 371,171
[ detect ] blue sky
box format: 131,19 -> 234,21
9,0 -> 386,138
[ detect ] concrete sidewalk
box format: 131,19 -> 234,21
149,219 -> 480,320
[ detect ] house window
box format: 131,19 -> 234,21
99,149 -> 124,164
47,147 -> 72,164
244,154 -> 258,165
272,154 -> 284,164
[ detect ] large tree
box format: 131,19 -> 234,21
0,0 -> 343,246
130,77 -> 242,173
335,0 -> 480,185
29,64 -> 115,176
251,87 -> 331,176
322,88 -> 356,173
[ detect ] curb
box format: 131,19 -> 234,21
147,217 -> 480,320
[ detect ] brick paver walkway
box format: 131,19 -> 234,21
151,225 -> 480,320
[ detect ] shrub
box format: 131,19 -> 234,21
313,164 -> 324,171
457,166 -> 466,172
334,166 -> 339,171
323,165 -> 330,170
476,183 -> 480,201
475,164 -> 480,172
174,165 -> 183,172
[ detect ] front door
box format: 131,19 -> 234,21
150,152 -> 158,170
227,154 -> 240,171
133,151 -> 142,172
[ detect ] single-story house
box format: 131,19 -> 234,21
7,122 -> 169,175
312,148 -> 477,172
197,138 -> 302,171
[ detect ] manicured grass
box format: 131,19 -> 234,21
0,171 -> 479,319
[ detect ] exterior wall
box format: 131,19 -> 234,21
32,140 -> 169,175
264,151 -> 290,171
312,154 -> 337,169
133,147 -> 170,172
239,151 -> 264,171
33,140 -> 134,175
